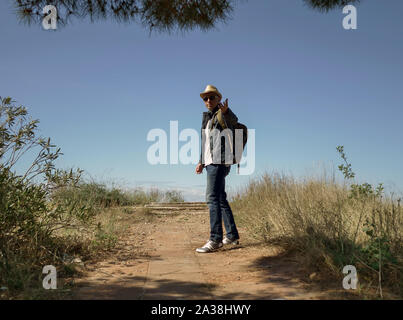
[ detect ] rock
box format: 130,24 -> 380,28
62,253 -> 74,263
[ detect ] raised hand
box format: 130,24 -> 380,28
218,98 -> 228,114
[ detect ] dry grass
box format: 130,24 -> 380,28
0,205 -> 156,300
231,171 -> 403,299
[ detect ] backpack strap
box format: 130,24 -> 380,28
214,109 -> 234,159
216,109 -> 227,129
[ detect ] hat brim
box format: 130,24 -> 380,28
200,92 -> 222,100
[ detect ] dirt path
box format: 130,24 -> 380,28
73,203 -> 329,300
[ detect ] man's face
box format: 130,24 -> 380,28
203,94 -> 220,111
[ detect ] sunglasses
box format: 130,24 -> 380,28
203,95 -> 216,102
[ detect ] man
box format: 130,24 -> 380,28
195,85 -> 240,253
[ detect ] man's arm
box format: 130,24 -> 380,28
198,136 -> 203,166
198,117 -> 205,167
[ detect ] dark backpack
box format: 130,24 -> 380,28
215,109 -> 248,172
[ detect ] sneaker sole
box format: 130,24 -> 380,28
195,244 -> 223,253
195,248 -> 219,253
223,240 -> 240,245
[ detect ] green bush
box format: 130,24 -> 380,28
0,97 -> 95,297
51,183 -> 185,209
162,190 -> 185,203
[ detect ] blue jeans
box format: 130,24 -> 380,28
205,164 -> 239,243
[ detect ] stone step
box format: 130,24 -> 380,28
144,206 -> 207,211
139,202 -> 209,215
146,202 -> 207,207
147,210 -> 208,215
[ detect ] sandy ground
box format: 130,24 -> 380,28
72,203 -> 344,300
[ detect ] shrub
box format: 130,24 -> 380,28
0,97 -> 95,297
231,146 -> 403,298
162,190 -> 184,203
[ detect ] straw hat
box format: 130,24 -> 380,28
200,85 -> 222,100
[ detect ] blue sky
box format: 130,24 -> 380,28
1,0 -> 402,201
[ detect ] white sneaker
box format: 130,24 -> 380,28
223,236 -> 239,245
196,240 -> 223,253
